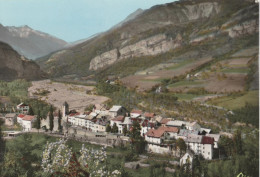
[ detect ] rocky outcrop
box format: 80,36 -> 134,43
223,19 -> 259,38
89,34 -> 182,70
0,42 -> 46,81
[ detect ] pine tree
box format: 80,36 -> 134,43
49,105 -> 54,132
111,123 -> 118,133
28,105 -> 34,115
106,124 -> 111,132
0,119 -> 5,163
58,110 -> 62,133
36,110 -> 41,133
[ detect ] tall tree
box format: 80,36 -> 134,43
176,138 -> 187,157
58,110 -> 62,133
49,105 -> 54,132
0,119 -> 5,163
106,124 -> 111,132
233,129 -> 243,155
36,110 -> 41,133
129,120 -> 146,154
28,105 -> 34,115
111,123 -> 118,133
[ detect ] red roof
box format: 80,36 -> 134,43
22,115 -> 35,121
201,136 -> 214,145
160,118 -> 171,124
146,126 -> 179,138
144,112 -> 155,118
146,129 -> 165,138
112,115 -> 125,122
18,114 -> 25,118
131,109 -> 142,114
158,126 -> 179,133
69,112 -> 80,117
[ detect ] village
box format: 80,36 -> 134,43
0,100 -> 228,168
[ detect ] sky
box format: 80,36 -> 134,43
0,0 -> 175,42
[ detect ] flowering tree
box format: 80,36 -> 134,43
41,139 -> 121,177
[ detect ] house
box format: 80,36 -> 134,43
93,117 -> 108,133
200,128 -> 212,134
130,109 -> 142,118
16,103 -> 29,114
206,134 -> 221,148
185,134 -> 214,160
17,114 -> 26,124
177,129 -> 199,140
180,151 -> 194,167
141,119 -> 155,137
166,120 -> 187,128
110,115 -> 125,133
5,113 -> 17,126
109,105 -> 127,117
20,115 -> 36,131
145,126 -> 179,154
160,118 -> 171,127
144,112 -> 155,120
186,122 -> 201,131
119,117 -> 132,132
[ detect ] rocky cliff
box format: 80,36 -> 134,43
36,0 -> 259,79
0,42 -> 46,81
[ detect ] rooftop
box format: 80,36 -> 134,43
109,105 -> 122,112
22,115 -> 35,121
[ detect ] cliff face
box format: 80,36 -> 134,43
0,42 -> 46,81
37,0 -> 259,78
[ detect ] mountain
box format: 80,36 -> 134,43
0,41 -> 46,81
0,24 -> 67,59
37,0 -> 259,92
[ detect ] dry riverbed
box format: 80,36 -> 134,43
28,80 -> 109,112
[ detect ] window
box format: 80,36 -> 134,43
208,152 -> 210,155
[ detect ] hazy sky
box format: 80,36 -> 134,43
0,0 -> 175,42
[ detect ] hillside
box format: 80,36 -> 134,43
37,0 -> 259,93
0,24 -> 67,59
0,41 -> 46,81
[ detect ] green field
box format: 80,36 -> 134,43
221,67 -> 250,74
207,90 -> 259,110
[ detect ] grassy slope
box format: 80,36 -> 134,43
207,90 -> 259,110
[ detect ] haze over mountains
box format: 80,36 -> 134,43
0,24 -> 67,59
0,41 -> 46,81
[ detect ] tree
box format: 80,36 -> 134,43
106,124 -> 111,132
36,110 -> 41,133
233,129 -> 243,155
58,110 -> 62,133
123,126 -> 127,136
176,138 -> 187,157
129,120 -> 146,154
111,123 -> 118,133
0,119 -> 5,163
28,105 -> 34,115
49,105 -> 54,132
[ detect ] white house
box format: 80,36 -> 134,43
109,105 -> 127,117
186,122 -> 201,131
180,151 -> 194,167
16,103 -> 29,114
145,126 -> 179,154
110,115 -> 125,133
166,120 -> 187,128
20,115 -> 36,131
185,134 -> 214,160
5,113 -> 17,126
141,119 -> 155,137
206,134 -> 221,148
130,109 -> 142,118
119,117 -> 132,132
